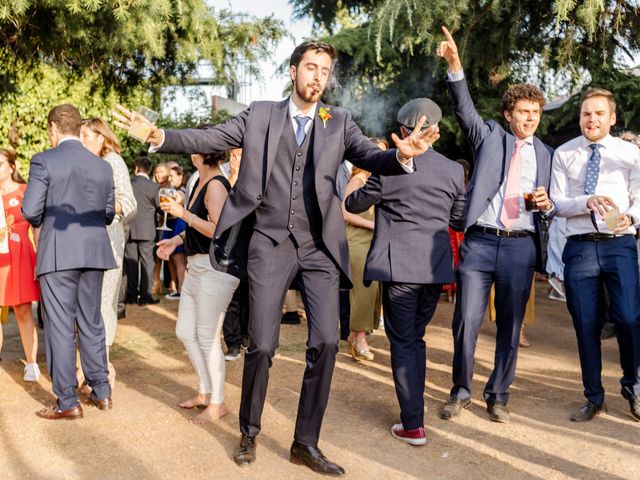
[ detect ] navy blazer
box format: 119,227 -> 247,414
447,77 -> 554,272
22,139 -> 117,276
345,149 -> 466,285
129,175 -> 160,241
158,98 -> 408,288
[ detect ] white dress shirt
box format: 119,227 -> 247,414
550,134 -> 640,236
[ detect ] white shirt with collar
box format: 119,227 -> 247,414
551,134 -> 640,236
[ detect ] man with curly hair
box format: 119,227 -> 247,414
437,26 -> 555,423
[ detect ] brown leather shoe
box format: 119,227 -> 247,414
487,402 -> 510,423
36,404 -> 83,420
233,434 -> 256,467
87,397 -> 113,411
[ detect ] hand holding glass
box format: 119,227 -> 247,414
128,106 -> 159,142
157,188 -> 177,231
603,205 -> 620,231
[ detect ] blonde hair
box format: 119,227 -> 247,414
81,118 -> 121,157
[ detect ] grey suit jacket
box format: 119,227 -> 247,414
158,98 -> 408,288
346,150 -> 466,285
22,139 -> 117,276
129,175 -> 160,241
447,77 -> 554,272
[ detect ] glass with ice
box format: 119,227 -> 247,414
128,106 -> 159,142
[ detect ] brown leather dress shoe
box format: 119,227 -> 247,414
290,441 -> 345,476
487,402 -> 510,423
621,388 -> 640,421
440,396 -> 471,420
570,400 -> 605,422
233,434 -> 256,467
36,404 -> 83,420
87,397 -> 113,411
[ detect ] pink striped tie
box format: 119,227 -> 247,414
500,140 -> 526,230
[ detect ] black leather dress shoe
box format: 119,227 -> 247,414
570,400 -> 605,422
138,297 -> 160,306
621,388 -> 640,421
290,441 -> 345,476
233,435 -> 256,467
440,396 -> 471,420
487,402 -> 510,423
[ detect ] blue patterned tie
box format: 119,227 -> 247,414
294,115 -> 311,146
584,144 -> 602,195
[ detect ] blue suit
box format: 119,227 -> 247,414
447,77 -> 554,405
346,149 -> 466,429
22,138 -> 116,410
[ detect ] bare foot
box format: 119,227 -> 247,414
178,393 -> 210,409
191,403 -> 228,424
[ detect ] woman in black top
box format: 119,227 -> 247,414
157,150 -> 239,424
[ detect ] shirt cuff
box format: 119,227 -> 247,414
395,151 -> 415,172
447,70 -> 465,82
148,130 -> 166,153
540,201 -> 555,219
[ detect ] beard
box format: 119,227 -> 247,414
295,80 -> 323,103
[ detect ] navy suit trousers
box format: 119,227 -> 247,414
563,235 -> 640,406
451,230 -> 536,404
383,282 -> 441,429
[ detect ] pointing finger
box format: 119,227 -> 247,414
441,26 -> 454,43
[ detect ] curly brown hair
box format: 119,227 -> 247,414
500,83 -> 545,115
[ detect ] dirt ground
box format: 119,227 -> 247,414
1,281 -> 639,480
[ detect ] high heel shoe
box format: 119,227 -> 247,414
349,338 -> 374,362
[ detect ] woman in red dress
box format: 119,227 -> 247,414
0,148 -> 40,381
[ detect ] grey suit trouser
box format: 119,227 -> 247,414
240,231 -> 340,447
40,269 -> 111,410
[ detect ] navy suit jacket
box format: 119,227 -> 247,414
345,149 -> 466,285
129,175 -> 160,241
159,98 -> 408,288
22,139 -> 117,276
447,77 -> 554,272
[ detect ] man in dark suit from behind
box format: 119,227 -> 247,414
124,156 -> 160,306
345,98 -> 466,445
437,27 -> 555,423
22,104 -> 116,419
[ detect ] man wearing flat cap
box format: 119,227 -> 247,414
345,98 -> 466,445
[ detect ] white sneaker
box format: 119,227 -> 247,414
548,276 -> 565,296
23,363 -> 40,382
165,291 -> 181,301
548,290 -> 566,302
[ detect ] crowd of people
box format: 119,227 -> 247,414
1,29 -> 639,477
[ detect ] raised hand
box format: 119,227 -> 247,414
391,116 -> 440,161
112,104 -> 163,145
436,26 -> 462,73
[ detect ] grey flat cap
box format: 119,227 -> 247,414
397,98 -> 442,129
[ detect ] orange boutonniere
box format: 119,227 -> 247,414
318,107 -> 332,128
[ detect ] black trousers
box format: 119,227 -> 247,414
39,269 -> 111,410
383,282 -> 441,430
240,232 -> 340,446
223,280 -> 249,348
124,239 -> 155,302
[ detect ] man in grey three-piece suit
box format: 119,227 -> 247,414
115,41 -> 438,476
22,104 -> 116,420
346,98 -> 466,446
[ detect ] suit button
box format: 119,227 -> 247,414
289,224 -> 293,229
290,210 -> 295,214
486,198 -> 491,203
292,195 -> 297,200
297,152 -> 302,157
257,194 -> 262,200
293,181 -> 298,186
295,166 -> 301,171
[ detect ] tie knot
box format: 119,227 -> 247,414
515,140 -> 527,149
295,115 -> 311,129
589,143 -> 602,153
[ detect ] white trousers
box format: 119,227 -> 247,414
175,254 -> 239,403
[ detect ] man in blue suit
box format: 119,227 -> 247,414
22,104 -> 116,420
437,27 -> 555,422
346,98 -> 466,445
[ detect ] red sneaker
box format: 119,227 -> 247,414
390,423 -> 426,446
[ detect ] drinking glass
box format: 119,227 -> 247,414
603,206 -> 620,231
523,191 -> 539,212
128,106 -> 159,142
157,188 -> 176,231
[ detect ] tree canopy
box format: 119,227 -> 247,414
0,0 -> 286,175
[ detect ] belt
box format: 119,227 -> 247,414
468,225 -> 533,238
568,233 -> 618,241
